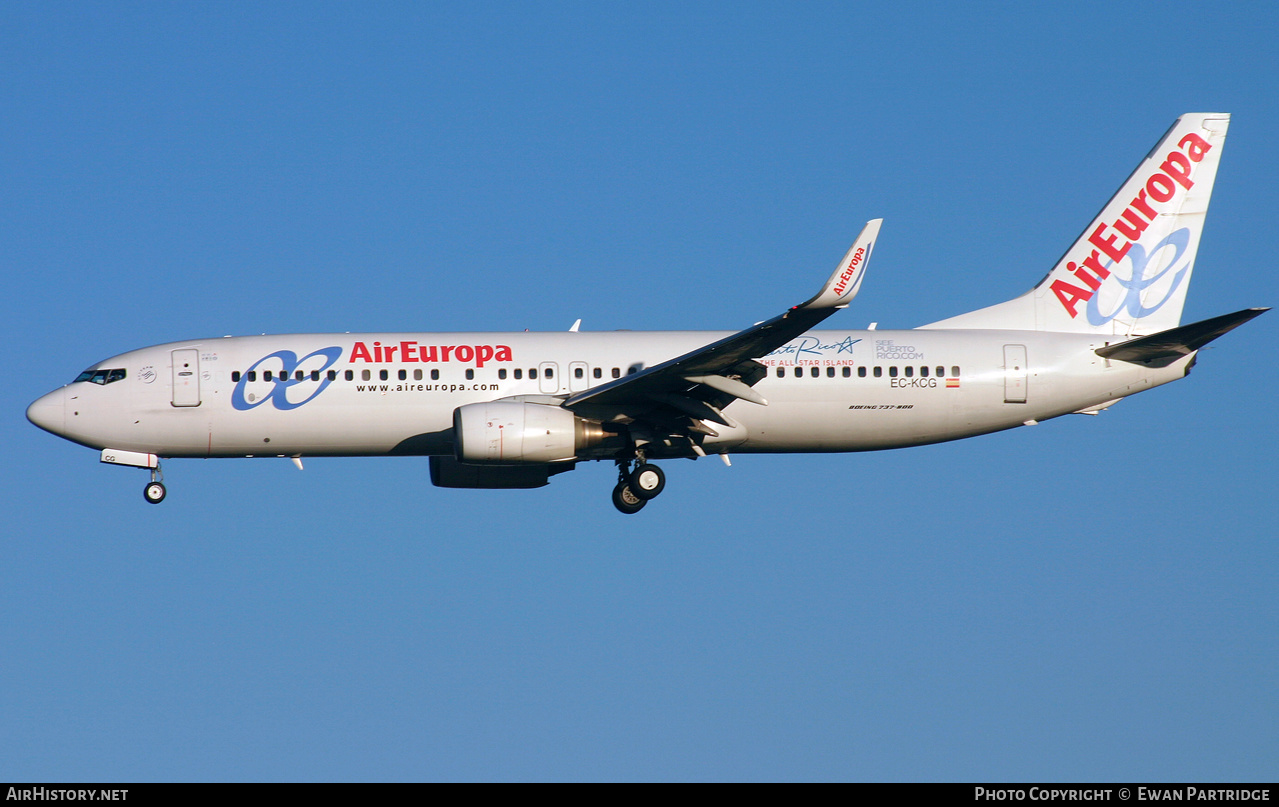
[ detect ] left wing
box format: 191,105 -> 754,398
564,220 -> 882,434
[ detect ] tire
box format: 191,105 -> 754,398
144,481 -> 167,504
629,463 -> 665,500
612,481 -> 647,514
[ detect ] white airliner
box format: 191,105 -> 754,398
27,113 -> 1266,513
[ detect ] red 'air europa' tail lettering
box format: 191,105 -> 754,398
349,340 -> 513,366
1045,125 -> 1220,324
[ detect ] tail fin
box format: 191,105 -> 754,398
921,113 -> 1230,335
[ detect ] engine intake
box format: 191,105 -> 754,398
453,402 -> 605,464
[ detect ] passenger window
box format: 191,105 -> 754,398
414,369 -> 422,381
311,370 -> 320,381
545,367 -> 554,378
873,367 -> 882,378
345,370 -> 353,381
627,367 -> 638,375
530,369 -> 538,379
811,367 -> 819,378
379,370 -> 388,381
905,366 -> 913,377
232,371 -> 241,382
612,368 -> 621,379
889,366 -> 898,377
398,369 -> 407,381
362,370 -> 371,381
248,371 -> 257,382
574,367 -> 583,379
498,369 -> 507,380
936,366 -> 945,377
776,367 -> 785,378
431,369 -> 440,380
327,370 -> 337,381
920,366 -> 929,377
264,370 -> 273,382
466,369 -> 474,380
952,366 -> 960,377
858,366 -> 867,378
295,370 -> 305,381
514,369 -> 523,380
593,368 -> 602,379
794,367 -> 803,378
842,367 -> 851,378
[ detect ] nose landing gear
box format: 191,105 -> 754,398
143,464 -> 166,504
611,459 -> 667,514
99,449 -> 167,504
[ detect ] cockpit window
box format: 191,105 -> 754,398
74,368 -> 127,385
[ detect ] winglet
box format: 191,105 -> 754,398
802,219 -> 883,310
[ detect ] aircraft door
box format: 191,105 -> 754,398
569,362 -> 589,393
1003,344 -> 1027,404
171,348 -> 201,407
539,362 -> 559,394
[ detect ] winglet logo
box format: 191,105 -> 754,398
832,244 -> 869,298
1051,131 -> 1212,319
231,347 -> 343,411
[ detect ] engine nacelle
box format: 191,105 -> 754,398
453,401 -> 604,464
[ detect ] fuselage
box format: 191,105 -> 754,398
22,113 -> 1244,512
26,328 -> 1192,461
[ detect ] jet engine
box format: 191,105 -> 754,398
453,401 -> 606,464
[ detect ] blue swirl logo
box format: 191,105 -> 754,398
1086,228 -> 1191,326
231,347 -> 343,411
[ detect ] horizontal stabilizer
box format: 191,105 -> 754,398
1095,307 -> 1268,367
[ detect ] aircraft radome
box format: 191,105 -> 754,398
27,113 -> 1266,513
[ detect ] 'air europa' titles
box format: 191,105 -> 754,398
1051,131 -> 1214,318
833,245 -> 867,297
349,340 -> 513,367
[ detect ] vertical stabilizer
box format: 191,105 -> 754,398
921,113 -> 1230,335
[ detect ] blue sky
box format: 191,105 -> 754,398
3,1 -> 1276,781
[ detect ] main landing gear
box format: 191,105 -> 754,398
611,459 -> 666,514
143,464 -> 166,504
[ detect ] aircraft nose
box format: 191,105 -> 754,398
27,388 -> 66,436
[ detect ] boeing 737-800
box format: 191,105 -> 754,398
27,113 -> 1266,513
